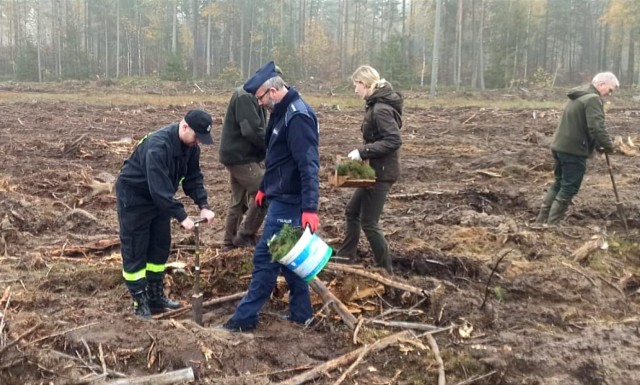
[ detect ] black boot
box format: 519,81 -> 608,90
147,280 -> 182,314
130,290 -> 152,320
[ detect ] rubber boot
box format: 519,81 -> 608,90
535,188 -> 558,223
547,199 -> 569,225
147,279 -> 182,314
130,290 -> 152,320
222,214 -> 242,250
233,202 -> 267,247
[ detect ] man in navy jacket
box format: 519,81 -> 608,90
222,61 -> 320,332
116,109 -> 216,319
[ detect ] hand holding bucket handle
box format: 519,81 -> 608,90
301,212 -> 319,233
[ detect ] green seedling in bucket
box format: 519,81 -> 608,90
268,224 -> 303,262
268,224 -> 333,282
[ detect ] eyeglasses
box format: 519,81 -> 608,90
256,88 -> 270,103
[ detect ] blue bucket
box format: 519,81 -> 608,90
278,227 -> 333,282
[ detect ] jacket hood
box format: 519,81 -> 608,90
567,84 -> 600,100
366,81 -> 403,115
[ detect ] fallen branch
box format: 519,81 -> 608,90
309,278 -> 357,329
571,237 -> 604,262
58,208 -> 98,225
480,249 -> 512,310
326,262 -> 430,297
454,370 -> 497,385
353,317 -> 365,345
389,190 -> 453,200
154,291 -> 247,320
72,373 -> 108,385
105,367 -> 194,385
47,349 -> 126,378
26,321 -> 100,346
0,323 -> 42,356
462,112 -> 479,124
331,344 -> 370,385
595,273 -> 625,297
277,330 -> 412,385
427,334 -> 445,385
369,320 -> 454,334
560,262 -> 597,287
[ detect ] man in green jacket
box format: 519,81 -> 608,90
535,72 -> 618,225
219,66 -> 284,249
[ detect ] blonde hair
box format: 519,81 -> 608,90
351,65 -> 381,93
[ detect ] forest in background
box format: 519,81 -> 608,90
1,0 -> 639,91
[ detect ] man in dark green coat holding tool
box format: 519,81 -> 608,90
535,72 -> 618,225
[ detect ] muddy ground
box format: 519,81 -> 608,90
1,83 -> 640,385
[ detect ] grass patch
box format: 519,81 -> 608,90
0,90 -> 566,110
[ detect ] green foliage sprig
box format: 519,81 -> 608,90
336,160 -> 376,179
268,224 -> 303,262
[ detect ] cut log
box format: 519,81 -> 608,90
308,278 -> 357,329
325,262 -> 430,297
572,236 -> 606,262
105,367 -> 194,385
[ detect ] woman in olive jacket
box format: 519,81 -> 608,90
336,65 -> 403,273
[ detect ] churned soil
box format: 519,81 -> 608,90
1,83 -> 640,385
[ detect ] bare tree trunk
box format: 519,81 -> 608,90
247,0 -> 255,78
511,42 -> 518,89
37,0 -> 42,82
455,0 -> 462,89
206,0 -> 212,77
171,0 -> 177,54
137,6 -> 142,76
56,0 -> 63,77
240,0 -> 245,77
478,0 -> 485,90
192,0 -> 199,78
116,0 -> 120,78
543,0 -> 550,72
420,43 -> 426,87
523,2 -> 531,82
104,13 -> 108,78
430,0 -> 442,96
629,28 -> 637,86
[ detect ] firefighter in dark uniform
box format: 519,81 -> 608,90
116,109 -> 216,319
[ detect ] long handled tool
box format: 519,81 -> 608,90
605,153 -> 629,235
192,218 -> 206,325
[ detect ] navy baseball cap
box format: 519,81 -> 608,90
184,109 -> 214,145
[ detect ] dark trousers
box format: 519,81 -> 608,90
229,200 -> 313,327
550,150 -> 587,203
116,180 -> 171,292
337,181 -> 393,269
223,162 -> 266,245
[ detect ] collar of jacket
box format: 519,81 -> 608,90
270,87 -> 299,117
168,123 -> 188,157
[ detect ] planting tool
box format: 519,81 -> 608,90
605,153 -> 629,235
192,218 -> 206,325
